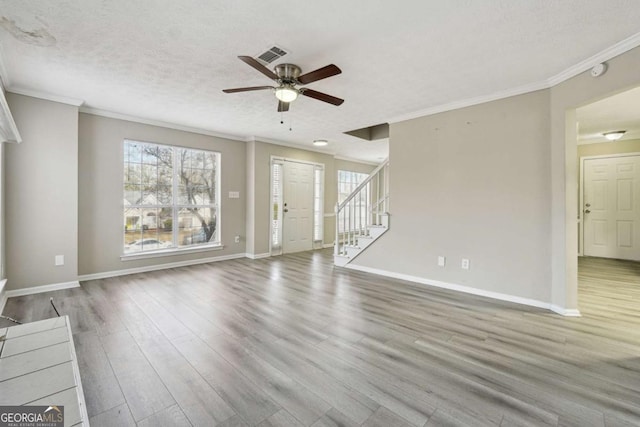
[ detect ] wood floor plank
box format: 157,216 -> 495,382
88,403 -> 136,427
73,331 -> 126,417
3,251 -> 640,426
99,330 -> 175,421
172,334 -> 280,426
136,404 -> 192,427
127,324 -> 237,426
203,331 -> 332,426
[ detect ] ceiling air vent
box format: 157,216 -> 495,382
256,46 -> 288,64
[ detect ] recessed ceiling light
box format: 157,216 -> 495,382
603,130 -> 626,141
313,139 -> 328,146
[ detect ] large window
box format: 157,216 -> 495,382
123,140 -> 220,254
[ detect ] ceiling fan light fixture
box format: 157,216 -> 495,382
603,130 -> 626,141
313,139 -> 328,146
275,86 -> 299,103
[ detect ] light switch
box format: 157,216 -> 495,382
55,255 -> 64,266
228,191 -> 240,199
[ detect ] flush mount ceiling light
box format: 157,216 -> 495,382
274,85 -> 299,103
313,139 -> 328,146
603,130 -> 626,141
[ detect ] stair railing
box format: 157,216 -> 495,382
335,159 -> 389,256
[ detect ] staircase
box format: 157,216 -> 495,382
334,160 -> 389,267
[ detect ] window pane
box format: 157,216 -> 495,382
157,185 -> 172,204
177,184 -> 190,205
158,208 -> 173,247
158,165 -> 172,186
178,207 -> 217,247
338,170 -> 369,233
124,184 -> 142,205
142,145 -> 158,165
271,163 -> 282,248
123,141 -> 219,253
125,141 -> 141,163
141,164 -> 157,185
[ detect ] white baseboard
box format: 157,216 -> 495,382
245,252 -> 271,260
5,280 -> 81,298
550,305 -> 582,317
322,243 -> 334,249
345,264 -> 580,316
78,253 -> 246,281
0,278 -> 7,314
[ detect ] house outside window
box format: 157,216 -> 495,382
123,140 -> 220,254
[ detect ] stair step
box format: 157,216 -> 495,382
333,254 -> 350,267
368,225 -> 387,239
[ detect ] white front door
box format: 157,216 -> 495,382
583,155 -> 640,260
283,161 -> 314,253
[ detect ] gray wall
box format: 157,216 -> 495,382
246,141 -> 375,256
6,94 -> 79,290
78,113 -> 247,276
352,90 -> 552,302
352,45 -> 640,311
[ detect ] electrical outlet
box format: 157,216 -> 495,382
55,255 -> 64,266
461,258 -> 470,270
234,235 -> 241,243
437,256 -> 446,267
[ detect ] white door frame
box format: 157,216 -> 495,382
579,151 -> 640,257
269,156 -> 325,256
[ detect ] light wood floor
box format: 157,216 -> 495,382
2,251 -> 640,426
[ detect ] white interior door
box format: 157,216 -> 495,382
583,155 -> 640,260
283,161 -> 314,254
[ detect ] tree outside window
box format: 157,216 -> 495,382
123,140 -> 220,254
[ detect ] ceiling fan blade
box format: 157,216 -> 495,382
278,101 -> 290,112
222,86 -> 273,93
301,89 -> 344,106
297,64 -> 342,85
238,56 -> 278,80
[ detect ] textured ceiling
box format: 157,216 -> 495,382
1,1 -> 640,162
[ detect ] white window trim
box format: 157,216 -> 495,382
120,243 -> 224,261
122,139 -> 221,256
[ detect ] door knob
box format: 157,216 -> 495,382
283,208 -> 289,213
586,203 -> 591,207
584,209 -> 591,214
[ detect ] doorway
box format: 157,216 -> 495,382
270,158 -> 324,255
574,85 -> 640,314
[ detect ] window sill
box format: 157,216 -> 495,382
121,244 -> 224,261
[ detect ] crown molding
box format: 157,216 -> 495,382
547,31 -> 640,86
0,44 -> 10,89
80,107 -> 247,142
388,80 -> 550,124
8,86 -> 84,107
0,86 -> 21,144
390,31 -> 640,125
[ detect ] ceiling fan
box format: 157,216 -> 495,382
223,56 -> 344,112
